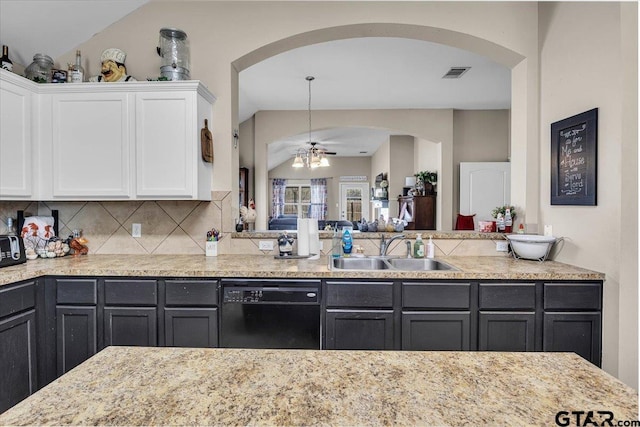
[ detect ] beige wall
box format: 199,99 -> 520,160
452,110 -> 511,219
539,2 -> 637,388
388,135 -> 415,218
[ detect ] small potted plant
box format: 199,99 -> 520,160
414,171 -> 438,195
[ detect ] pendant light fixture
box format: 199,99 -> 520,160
292,76 -> 330,169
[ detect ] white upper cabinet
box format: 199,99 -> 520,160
0,70 -> 34,199
0,70 -> 215,201
51,92 -> 132,198
136,91 -> 194,198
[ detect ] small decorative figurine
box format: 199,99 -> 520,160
89,48 -> 136,82
240,199 -> 257,230
277,232 -> 294,256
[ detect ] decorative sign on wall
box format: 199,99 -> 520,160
550,108 -> 598,206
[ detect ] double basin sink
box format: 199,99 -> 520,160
331,256 -> 457,271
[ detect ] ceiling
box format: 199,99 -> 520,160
0,1 -> 512,171
0,0 -> 150,66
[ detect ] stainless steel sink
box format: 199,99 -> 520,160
331,256 -> 457,271
387,258 -> 456,271
331,257 -> 391,270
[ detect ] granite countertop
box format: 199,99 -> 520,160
0,347 -> 636,426
0,254 -> 604,287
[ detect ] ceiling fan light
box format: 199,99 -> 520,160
309,153 -> 320,168
319,155 -> 330,167
292,155 -> 304,168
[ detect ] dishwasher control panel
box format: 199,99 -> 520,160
224,289 -> 264,303
222,286 -> 319,304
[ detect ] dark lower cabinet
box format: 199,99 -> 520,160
543,312 -> 601,366
164,308 -> 218,347
163,279 -> 219,348
55,279 -> 98,376
56,306 -> 97,375
0,275 -> 605,414
543,282 -> 602,366
325,309 -> 394,350
402,311 -> 471,350
478,312 -> 535,351
0,310 -> 37,413
104,307 -> 158,347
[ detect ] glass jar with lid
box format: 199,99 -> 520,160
157,28 -> 190,80
25,53 -> 54,83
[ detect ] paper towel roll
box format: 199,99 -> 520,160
308,219 -> 320,260
297,218 -> 310,256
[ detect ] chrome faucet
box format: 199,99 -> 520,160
405,241 -> 413,258
379,234 -> 405,256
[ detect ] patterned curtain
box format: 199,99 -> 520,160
271,178 -> 287,219
309,178 -> 328,220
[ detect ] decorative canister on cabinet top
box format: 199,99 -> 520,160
157,27 -> 190,80
25,53 -> 54,83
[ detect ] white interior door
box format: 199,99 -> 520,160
460,162 -> 510,223
339,182 -> 370,222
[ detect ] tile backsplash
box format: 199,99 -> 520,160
1,195 -> 507,257
0,192 -> 232,255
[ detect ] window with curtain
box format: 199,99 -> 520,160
271,178 -> 287,219
309,178 -> 328,220
283,184 -> 310,218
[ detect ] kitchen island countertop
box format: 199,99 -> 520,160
0,346 -> 636,426
0,254 -> 604,287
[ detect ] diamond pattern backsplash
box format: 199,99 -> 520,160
0,192 -> 233,255
0,194 -> 507,257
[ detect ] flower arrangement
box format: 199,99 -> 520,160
491,205 -> 517,220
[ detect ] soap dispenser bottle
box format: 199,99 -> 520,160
413,233 -> 425,258
426,235 -> 435,259
332,227 -> 342,258
342,229 -> 353,257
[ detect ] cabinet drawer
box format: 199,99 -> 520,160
544,283 -> 601,310
403,282 -> 470,309
165,280 -> 218,306
0,281 -> 36,318
479,283 -> 535,310
56,279 -> 97,304
105,280 -> 157,306
326,281 -> 393,308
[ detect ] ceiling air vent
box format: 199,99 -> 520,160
442,67 -> 471,79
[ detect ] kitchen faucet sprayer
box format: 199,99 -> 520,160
379,234 -> 405,256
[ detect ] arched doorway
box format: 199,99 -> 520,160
231,23 -> 529,230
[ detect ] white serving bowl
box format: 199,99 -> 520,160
505,234 -> 557,261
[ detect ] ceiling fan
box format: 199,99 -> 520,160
307,141 -> 337,156
292,76 -> 336,168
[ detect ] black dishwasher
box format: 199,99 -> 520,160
220,279 -> 321,349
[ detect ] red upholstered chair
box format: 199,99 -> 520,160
455,214 -> 476,230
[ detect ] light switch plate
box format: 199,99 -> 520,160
496,241 -> 509,252
259,240 -> 274,251
132,223 -> 141,238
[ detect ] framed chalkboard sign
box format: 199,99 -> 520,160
551,108 -> 598,206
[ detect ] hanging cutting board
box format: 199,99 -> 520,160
201,119 -> 213,163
